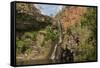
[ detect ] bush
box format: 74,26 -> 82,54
65,7 -> 97,61
21,32 -> 37,41
16,31 -> 37,55
45,26 -> 58,41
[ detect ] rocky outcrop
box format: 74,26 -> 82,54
16,3 -> 52,31
54,7 -> 96,62
55,6 -> 87,31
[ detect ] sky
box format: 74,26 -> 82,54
34,4 -> 63,16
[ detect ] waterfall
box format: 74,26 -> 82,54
50,44 -> 58,60
50,20 -> 63,60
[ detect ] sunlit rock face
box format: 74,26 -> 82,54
55,6 -> 87,31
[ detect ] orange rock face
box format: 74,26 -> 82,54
57,6 -> 87,31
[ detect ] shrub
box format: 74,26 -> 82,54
45,26 -> 58,41
65,7 -> 97,61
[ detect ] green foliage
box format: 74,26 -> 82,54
16,40 -> 24,54
45,26 -> 58,41
81,8 -> 96,30
74,41 -> 96,61
65,7 -> 97,61
16,31 -> 37,55
21,32 -> 37,41
16,13 -> 34,22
